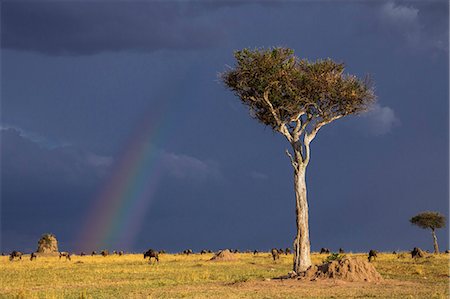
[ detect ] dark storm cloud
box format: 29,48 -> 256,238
377,1 -> 448,52
0,127 -> 221,188
1,1 -> 229,55
353,0 -> 448,54
1,127 -> 112,188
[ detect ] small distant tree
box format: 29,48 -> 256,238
410,211 -> 446,254
221,48 -> 375,273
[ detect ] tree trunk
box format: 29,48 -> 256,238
292,164 -> 312,273
431,228 -> 439,254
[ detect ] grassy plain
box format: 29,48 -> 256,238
0,252 -> 448,298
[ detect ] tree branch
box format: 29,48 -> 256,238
262,88 -> 294,143
285,149 -> 298,168
263,89 -> 282,127
303,115 -> 343,164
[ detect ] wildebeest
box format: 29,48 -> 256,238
30,252 -> 38,261
285,248 -> 291,255
182,249 -> 193,255
392,251 -> 397,254
118,251 -> 124,256
320,248 -> 330,254
91,251 -> 97,256
158,250 -> 166,254
113,251 -> 117,255
411,247 -> 425,258
59,252 -> 71,261
445,250 -> 450,254
143,249 -> 159,263
368,250 -> 378,262
253,250 -> 259,255
278,248 -> 285,255
80,252 -> 86,256
233,249 -> 239,254
200,250 -> 207,255
9,251 -> 23,261
101,250 -> 109,257
271,248 -> 280,261
338,248 -> 345,254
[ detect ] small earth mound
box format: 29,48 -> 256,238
298,257 -> 383,282
36,233 -> 59,255
210,249 -> 236,261
411,247 -> 426,258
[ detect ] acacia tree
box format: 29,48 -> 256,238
410,211 -> 446,254
221,48 -> 375,273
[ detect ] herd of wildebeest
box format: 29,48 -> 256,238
5,246 -> 448,263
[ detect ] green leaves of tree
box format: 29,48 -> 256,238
410,211 -> 446,230
221,47 -> 375,130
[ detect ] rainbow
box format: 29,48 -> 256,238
77,106 -> 169,251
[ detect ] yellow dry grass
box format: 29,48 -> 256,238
0,252 -> 448,298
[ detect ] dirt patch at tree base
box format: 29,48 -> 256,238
209,249 -> 236,261
278,257 -> 383,282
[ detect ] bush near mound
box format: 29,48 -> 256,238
37,234 -> 58,254
297,257 -> 383,282
210,249 -> 236,261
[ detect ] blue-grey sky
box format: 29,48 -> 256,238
1,1 -> 448,253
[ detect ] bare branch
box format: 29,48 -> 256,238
303,115 -> 343,164
285,149 -> 298,168
262,89 -> 282,126
306,115 -> 342,143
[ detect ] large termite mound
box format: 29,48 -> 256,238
36,233 -> 59,254
209,249 -> 236,261
299,257 -> 383,282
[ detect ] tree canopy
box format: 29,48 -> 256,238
410,211 -> 446,230
221,48 -> 376,137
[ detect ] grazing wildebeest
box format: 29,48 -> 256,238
118,251 -> 124,256
183,249 -> 193,255
285,248 -> 291,255
271,248 -> 280,261
113,251 -> 117,255
80,252 -> 86,256
278,248 -> 285,255
411,247 -> 425,258
338,248 -> 345,254
59,252 -> 71,261
207,250 -> 212,253
233,249 -> 239,254
320,248 -> 330,254
9,251 -> 22,261
200,250 -> 207,255
445,250 -> 450,254
30,252 -> 38,261
253,250 -> 259,255
392,251 -> 397,254
368,250 -> 378,262
143,249 -> 159,263
91,251 -> 97,256
101,250 -> 109,257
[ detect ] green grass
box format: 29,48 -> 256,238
0,252 -> 448,298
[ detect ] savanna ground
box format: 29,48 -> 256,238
0,252 -> 448,298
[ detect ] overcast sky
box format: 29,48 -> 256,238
1,0 -> 448,253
